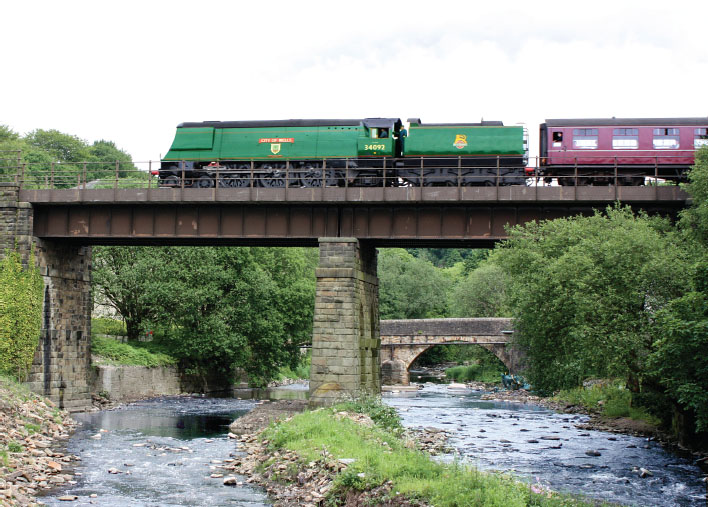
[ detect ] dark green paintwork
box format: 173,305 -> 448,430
163,124 -> 396,162
403,125 -> 524,157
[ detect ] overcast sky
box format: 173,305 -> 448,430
2,0 -> 707,163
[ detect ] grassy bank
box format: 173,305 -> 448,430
259,398 -> 597,506
445,364 -> 503,384
552,381 -> 660,426
91,336 -> 176,367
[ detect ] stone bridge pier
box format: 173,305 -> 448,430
1,183 -> 92,411
309,238 -> 381,406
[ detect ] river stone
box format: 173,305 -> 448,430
585,450 -> 602,456
541,436 -> 561,440
58,495 -> 78,501
223,476 -> 238,486
527,439 -> 539,443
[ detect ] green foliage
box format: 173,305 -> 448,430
445,364 -> 504,384
679,146 -> 708,243
449,261 -> 510,317
7,441 -> 23,453
492,205 -> 690,395
24,423 -> 41,435
262,409 -> 595,507
278,352 -> 311,381
650,290 -> 708,432
92,246 -> 316,386
378,249 -> 451,319
334,395 -> 402,432
414,343 -> 503,368
91,317 -> 127,336
91,336 -> 176,367
553,383 -> 660,426
0,251 -> 44,380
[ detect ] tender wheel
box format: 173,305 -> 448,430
163,175 -> 180,187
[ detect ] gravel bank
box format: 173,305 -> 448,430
0,378 -> 79,506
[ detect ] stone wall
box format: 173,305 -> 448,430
93,364 -> 182,402
0,184 -> 33,261
1,185 -> 93,411
309,238 -> 381,406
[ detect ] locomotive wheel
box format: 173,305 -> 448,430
194,175 -> 214,188
258,164 -> 286,188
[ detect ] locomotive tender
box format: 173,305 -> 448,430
158,116 -> 708,188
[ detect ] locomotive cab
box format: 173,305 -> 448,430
357,118 -> 402,158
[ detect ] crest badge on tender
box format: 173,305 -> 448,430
453,134 -> 468,149
270,143 -> 281,155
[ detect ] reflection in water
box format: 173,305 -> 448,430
385,384 -> 706,506
41,397 -> 271,507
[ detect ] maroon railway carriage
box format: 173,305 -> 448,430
539,118 -> 708,185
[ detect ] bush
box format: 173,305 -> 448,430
0,251 -> 44,380
553,382 -> 660,426
334,395 -> 402,432
445,364 -> 504,384
91,317 -> 127,336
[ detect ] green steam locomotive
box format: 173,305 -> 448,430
159,117 -> 527,187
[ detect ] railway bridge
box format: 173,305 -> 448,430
380,318 -> 516,385
0,171 -> 688,409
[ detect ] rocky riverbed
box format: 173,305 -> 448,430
0,379 -> 80,506
228,401 -> 451,507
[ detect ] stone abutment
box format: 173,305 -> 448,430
1,184 -> 92,410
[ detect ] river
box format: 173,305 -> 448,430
40,385 -> 706,506
385,383 -> 707,506
39,396 -> 271,506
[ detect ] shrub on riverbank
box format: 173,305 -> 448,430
91,336 -> 176,367
446,364 -> 503,384
553,382 -> 660,426
259,399 -> 596,506
92,317 -> 127,336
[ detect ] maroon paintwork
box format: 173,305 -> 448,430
541,118 -> 708,178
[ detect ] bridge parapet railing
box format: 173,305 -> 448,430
10,156 -> 689,200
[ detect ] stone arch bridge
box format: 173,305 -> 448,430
380,318 -> 519,385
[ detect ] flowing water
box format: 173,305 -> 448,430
385,383 -> 707,506
40,396 -> 271,506
40,384 -> 706,506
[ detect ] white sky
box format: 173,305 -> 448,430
2,0 -> 707,163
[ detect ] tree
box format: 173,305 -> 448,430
492,206 -> 690,395
378,249 -> 451,319
92,245 -> 316,386
449,261 -> 510,317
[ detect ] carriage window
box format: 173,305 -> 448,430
695,128 -> 708,149
572,128 -> 598,149
552,131 -> 563,147
612,128 -> 639,149
653,128 -> 680,149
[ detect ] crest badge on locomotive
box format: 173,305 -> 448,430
453,134 -> 468,149
270,143 -> 281,155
